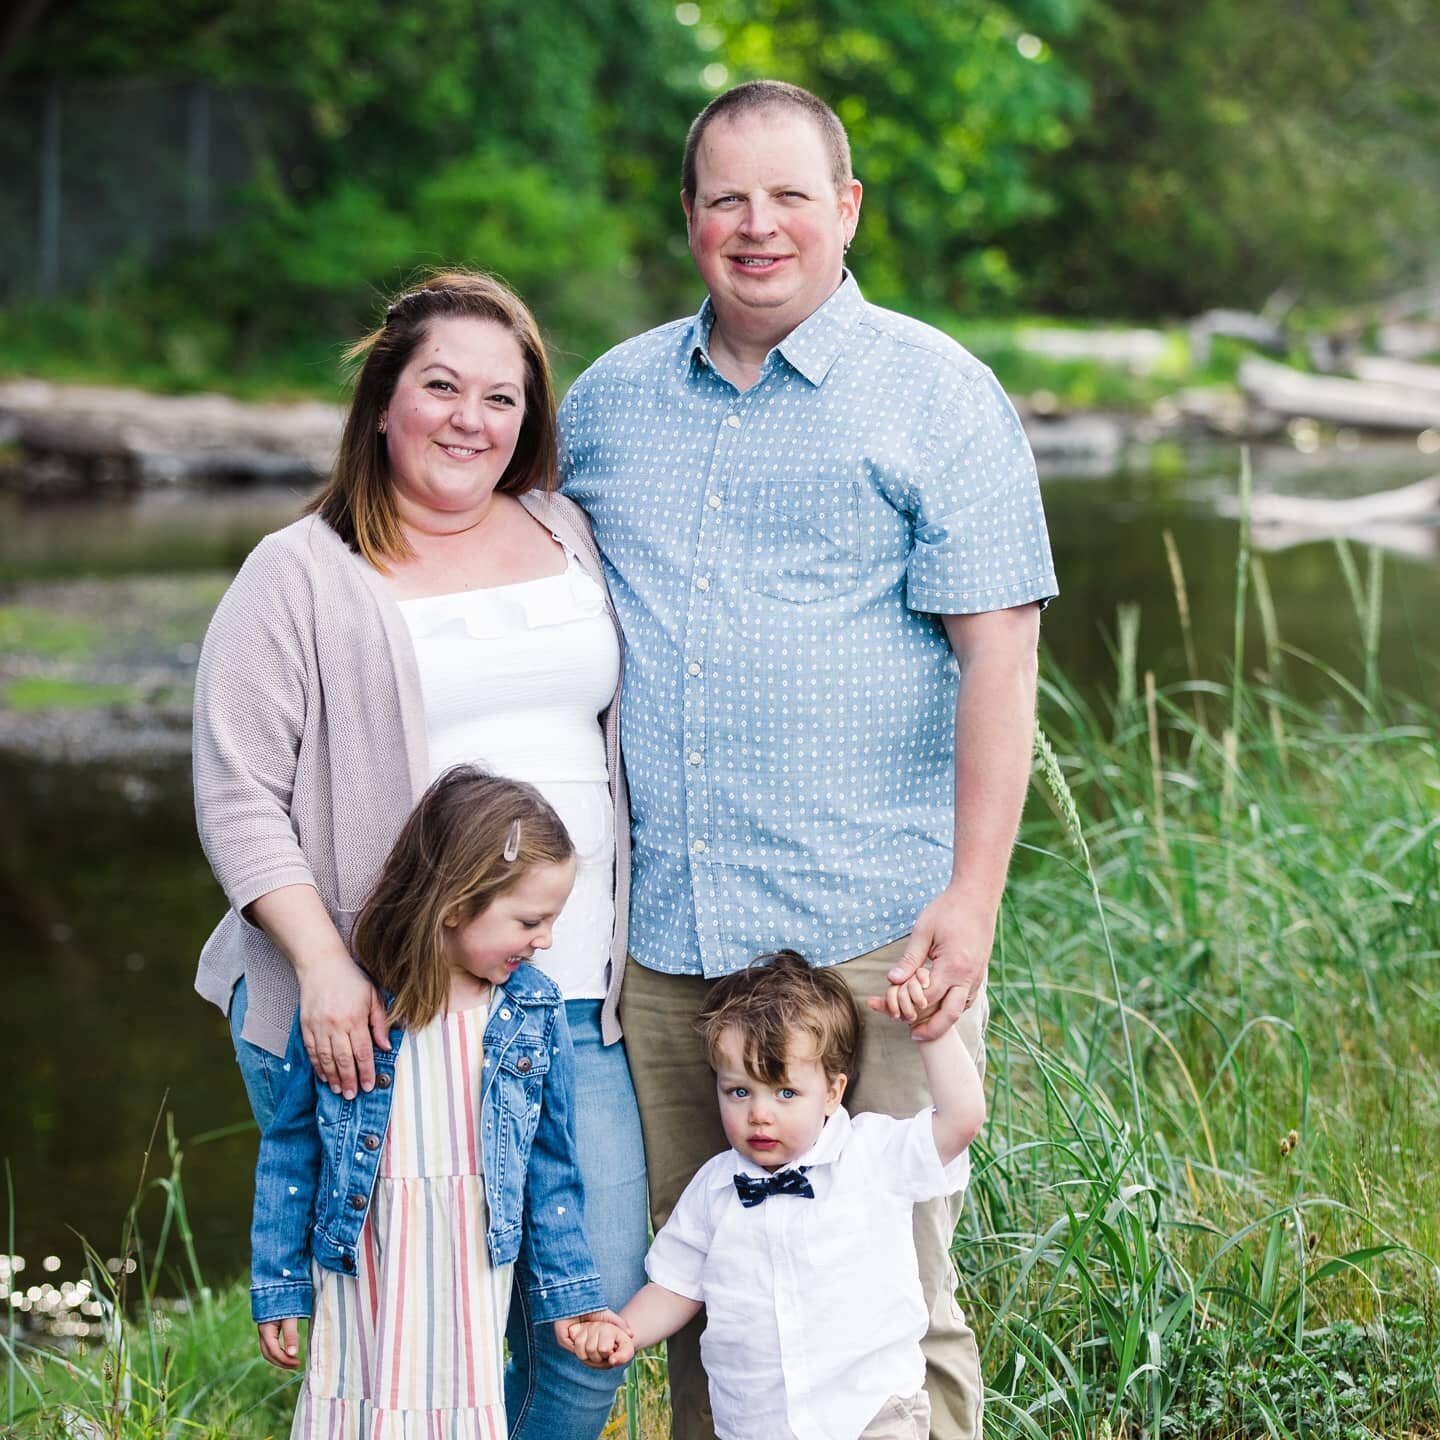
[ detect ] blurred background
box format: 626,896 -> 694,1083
2,0 -> 1438,1345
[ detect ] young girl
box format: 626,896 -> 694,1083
251,766 -> 625,1438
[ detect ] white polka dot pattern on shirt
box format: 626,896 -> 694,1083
561,275 -> 1058,978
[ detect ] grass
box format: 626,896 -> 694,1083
4,516 -> 1438,1437
0,608 -> 99,661
2,677 -> 140,712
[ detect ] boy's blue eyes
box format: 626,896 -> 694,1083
726,1085 -> 798,1100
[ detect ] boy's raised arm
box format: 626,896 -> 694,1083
916,1025 -> 986,1166
868,972 -> 987,1166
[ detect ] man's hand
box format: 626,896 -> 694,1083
880,888 -> 995,1040
557,1309 -> 636,1369
257,1317 -> 301,1369
298,952 -> 390,1099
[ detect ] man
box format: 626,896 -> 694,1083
561,80 -> 1057,1440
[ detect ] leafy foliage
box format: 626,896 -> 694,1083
4,0 -> 1439,380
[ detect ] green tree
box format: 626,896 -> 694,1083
1016,0 -> 1440,314
703,0 -> 1089,312
7,0 -> 706,372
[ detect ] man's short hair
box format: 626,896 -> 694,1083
681,80 -> 853,199
695,949 -> 862,1090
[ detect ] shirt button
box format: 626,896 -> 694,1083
688,752 -> 702,766
374,1073 -> 391,1090
348,1195 -> 366,1211
687,662 -> 702,677
517,1057 -> 533,1073
341,1255 -> 355,1273
695,576 -> 710,591
708,495 -> 722,509
692,839 -> 707,853
500,1008 -> 512,1021
725,414 -> 740,428
361,1134 -> 380,1151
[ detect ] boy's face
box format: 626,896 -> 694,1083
713,1024 -> 847,1173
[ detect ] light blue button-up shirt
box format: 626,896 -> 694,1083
561,276 -> 1057,978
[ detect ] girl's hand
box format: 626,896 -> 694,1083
297,951 -> 390,1099
556,1309 -> 636,1369
257,1317 -> 301,1369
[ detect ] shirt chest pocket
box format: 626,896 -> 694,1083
746,478 -> 861,604
497,1039 -> 551,1119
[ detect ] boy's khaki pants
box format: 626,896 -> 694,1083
619,937 -> 987,1440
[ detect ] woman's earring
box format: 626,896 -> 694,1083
378,415 -> 388,434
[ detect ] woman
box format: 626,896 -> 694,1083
193,270 -> 646,1440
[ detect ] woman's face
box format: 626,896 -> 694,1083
382,316 -> 529,529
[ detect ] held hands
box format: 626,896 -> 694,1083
257,1317 -> 301,1369
867,968 -> 943,1037
872,888 -> 995,1041
298,951 -> 391,1099
555,1308 -> 636,1369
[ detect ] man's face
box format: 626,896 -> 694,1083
683,108 -> 861,345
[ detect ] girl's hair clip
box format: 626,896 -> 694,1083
503,819 -> 522,863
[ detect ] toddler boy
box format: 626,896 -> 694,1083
560,949 -> 985,1440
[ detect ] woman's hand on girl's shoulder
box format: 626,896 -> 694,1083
257,1317 -> 302,1369
297,949 -> 391,1099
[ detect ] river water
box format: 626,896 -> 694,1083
3,440 -> 1437,1336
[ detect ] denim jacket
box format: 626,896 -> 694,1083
250,965 -> 604,1326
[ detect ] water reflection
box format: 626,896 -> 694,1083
1,754 -> 257,1332
1,443 -> 1437,1328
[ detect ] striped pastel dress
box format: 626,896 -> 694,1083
292,999 -> 509,1440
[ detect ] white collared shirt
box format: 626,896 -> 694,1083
645,1105 -> 971,1440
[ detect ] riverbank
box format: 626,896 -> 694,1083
6,636 -> 1439,1437
0,573 -> 223,761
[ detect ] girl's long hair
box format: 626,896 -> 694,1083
351,766 -> 574,1031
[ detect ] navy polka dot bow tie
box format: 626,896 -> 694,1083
733,1166 -> 815,1207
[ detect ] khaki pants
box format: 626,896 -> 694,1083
620,937 -> 986,1440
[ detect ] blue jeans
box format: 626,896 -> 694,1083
505,999 -> 649,1440
228,974 -> 287,1131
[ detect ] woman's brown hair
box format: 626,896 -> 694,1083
351,765 -> 574,1031
306,268 -> 559,569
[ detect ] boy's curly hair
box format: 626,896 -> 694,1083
695,950 -> 862,1090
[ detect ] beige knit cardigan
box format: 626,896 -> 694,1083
192,492 -> 630,1057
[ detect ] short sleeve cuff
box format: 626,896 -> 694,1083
907,572 -> 1059,616
892,1107 -> 972,1202
645,1247 -> 706,1304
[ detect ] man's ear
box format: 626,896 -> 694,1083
681,189 -> 694,224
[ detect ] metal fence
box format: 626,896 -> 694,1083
0,80 -> 301,303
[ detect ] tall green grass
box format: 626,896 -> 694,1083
973,523 -> 1439,1437
4,524 -> 1437,1438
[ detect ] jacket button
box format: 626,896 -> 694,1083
375,1073 -> 392,1089
348,1195 -> 366,1211
517,1057 -> 533,1073
341,1255 -> 355,1273
362,1134 -> 381,1151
